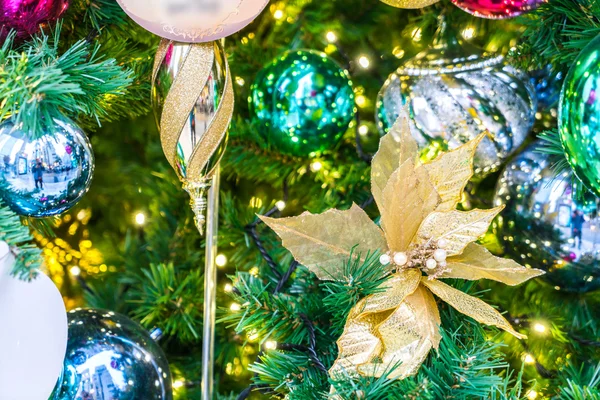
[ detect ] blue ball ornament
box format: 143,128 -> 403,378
250,50 -> 356,156
52,308 -> 173,400
0,119 -> 94,217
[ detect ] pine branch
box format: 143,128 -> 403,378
0,203 -> 42,279
0,24 -> 134,139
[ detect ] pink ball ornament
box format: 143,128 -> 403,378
116,0 -> 269,42
0,0 -> 69,40
451,0 -> 544,19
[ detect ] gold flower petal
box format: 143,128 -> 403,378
359,269 -> 421,316
329,298 -> 392,378
260,204 -> 387,281
371,109 -> 418,215
357,285 -> 441,379
440,243 -> 545,285
422,278 -> 526,339
381,158 -> 440,252
421,135 -> 484,212
416,207 -> 503,256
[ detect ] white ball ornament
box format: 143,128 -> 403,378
0,241 -> 68,399
379,254 -> 391,265
437,239 -> 448,249
116,0 -> 269,42
425,258 -> 437,270
393,252 -> 408,266
433,249 -> 447,263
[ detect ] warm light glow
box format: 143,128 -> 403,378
310,161 -> 323,172
230,303 -> 241,311
411,27 -> 422,42
326,31 -> 337,43
224,283 -> 233,293
273,9 -> 284,19
523,353 -> 535,364
358,125 -> 369,136
248,332 -> 260,341
355,95 -> 367,108
249,267 -> 259,276
70,266 -> 81,276
358,55 -> 370,69
275,200 -> 286,211
462,26 -> 476,40
135,212 -> 146,225
526,389 -> 538,399
216,254 -> 228,267
235,76 -> 245,86
173,380 -> 185,389
533,322 -> 547,334
265,340 -> 277,350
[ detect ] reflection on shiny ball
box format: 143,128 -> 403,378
376,40 -> 536,177
494,143 -> 600,293
52,309 -> 172,400
0,119 -> 94,217
250,50 -> 355,156
559,34 -> 600,198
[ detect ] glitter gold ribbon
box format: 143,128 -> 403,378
152,39 -> 234,182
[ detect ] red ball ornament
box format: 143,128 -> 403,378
0,0 -> 69,41
451,0 -> 544,19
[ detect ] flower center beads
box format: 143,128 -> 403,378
379,239 -> 449,276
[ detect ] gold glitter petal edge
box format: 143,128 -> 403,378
359,269 -> 421,317
422,278 -> 526,339
356,285 -> 441,379
152,39 -> 171,84
380,0 -> 440,8
422,134 -> 484,212
415,207 -> 503,257
159,43 -> 215,174
441,243 -> 545,285
259,204 -> 387,281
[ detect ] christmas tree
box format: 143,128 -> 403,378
1,0 -> 600,399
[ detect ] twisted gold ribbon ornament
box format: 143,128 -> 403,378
261,112 -> 544,380
152,39 -> 234,234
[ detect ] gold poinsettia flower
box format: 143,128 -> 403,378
260,114 -> 544,380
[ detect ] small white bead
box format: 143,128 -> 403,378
393,252 -> 408,266
437,239 -> 447,249
425,259 -> 437,270
379,254 -> 391,265
433,249 -> 447,262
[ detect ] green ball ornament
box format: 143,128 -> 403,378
250,50 -> 355,156
559,34 -> 600,197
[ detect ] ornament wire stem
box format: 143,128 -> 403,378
187,169 -> 219,399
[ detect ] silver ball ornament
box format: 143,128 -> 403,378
377,35 -> 536,177
0,119 -> 94,217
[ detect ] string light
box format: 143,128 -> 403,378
69,266 -> 81,276
224,283 -> 233,293
275,200 -> 286,211
355,95 -> 367,108
216,254 -> 228,267
533,322 -> 547,334
310,161 -> 323,172
523,353 -> 535,364
249,267 -> 259,276
411,27 -> 422,42
326,31 -> 337,43
273,9 -> 284,19
173,380 -> 185,389
358,125 -> 369,136
526,389 -> 538,399
135,212 -> 146,226
264,340 -> 277,350
230,303 -> 241,311
358,55 -> 370,69
462,26 -> 476,40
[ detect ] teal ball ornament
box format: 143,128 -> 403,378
250,50 -> 355,156
559,34 -> 600,197
52,308 -> 172,400
494,143 -> 600,293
